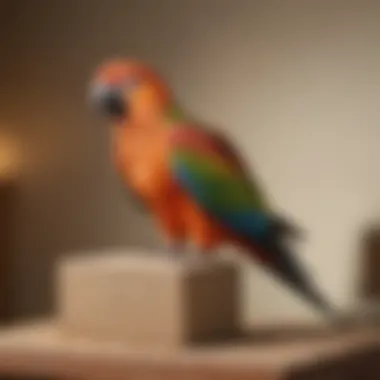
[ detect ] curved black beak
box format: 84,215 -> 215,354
90,83 -> 127,119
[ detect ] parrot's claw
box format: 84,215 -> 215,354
166,243 -> 187,261
183,250 -> 213,268
185,251 -> 203,264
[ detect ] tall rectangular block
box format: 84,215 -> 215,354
57,251 -> 239,348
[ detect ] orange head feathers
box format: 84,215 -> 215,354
90,59 -> 173,124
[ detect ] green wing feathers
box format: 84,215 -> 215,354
170,126 -> 270,211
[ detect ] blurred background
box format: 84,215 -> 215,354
0,0 -> 379,327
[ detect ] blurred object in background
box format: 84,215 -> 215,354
0,178 -> 17,325
0,134 -> 20,182
0,134 -> 19,324
357,223 -> 380,324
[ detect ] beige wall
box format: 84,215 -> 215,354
1,0 -> 380,324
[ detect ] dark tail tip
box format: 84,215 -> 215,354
273,216 -> 306,241
289,277 -> 338,320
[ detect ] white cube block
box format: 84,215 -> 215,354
56,250 -> 239,348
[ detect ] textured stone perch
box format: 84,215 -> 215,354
57,251 -> 240,348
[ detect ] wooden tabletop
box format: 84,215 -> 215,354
0,320 -> 377,380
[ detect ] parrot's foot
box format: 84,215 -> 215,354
183,250 -> 214,268
166,243 -> 187,261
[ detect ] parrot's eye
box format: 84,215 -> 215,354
91,83 -> 127,119
102,89 -> 126,118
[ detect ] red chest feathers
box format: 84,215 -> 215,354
113,127 -> 175,202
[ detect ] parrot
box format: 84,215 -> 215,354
89,58 -> 335,317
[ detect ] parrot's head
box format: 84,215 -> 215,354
90,59 -> 173,125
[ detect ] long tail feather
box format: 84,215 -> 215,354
251,237 -> 335,317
